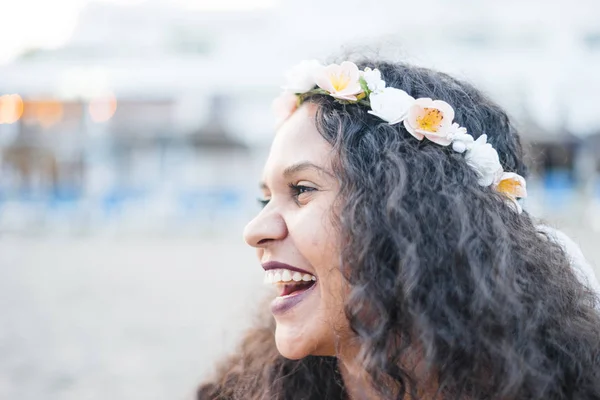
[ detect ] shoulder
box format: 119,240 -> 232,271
536,224 -> 600,295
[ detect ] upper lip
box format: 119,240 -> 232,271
261,261 -> 315,276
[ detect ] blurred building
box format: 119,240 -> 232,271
0,0 -> 599,233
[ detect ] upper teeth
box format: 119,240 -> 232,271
264,269 -> 316,284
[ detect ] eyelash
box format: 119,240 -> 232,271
288,183 -> 316,202
258,198 -> 269,208
257,184 -> 316,208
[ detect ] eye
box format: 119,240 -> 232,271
289,183 -> 316,204
257,198 -> 270,208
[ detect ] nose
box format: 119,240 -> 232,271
243,206 -> 288,248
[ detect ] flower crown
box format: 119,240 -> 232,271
272,60 -> 528,213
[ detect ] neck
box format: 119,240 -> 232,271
336,341 -> 438,400
336,338 -> 385,400
338,355 -> 380,400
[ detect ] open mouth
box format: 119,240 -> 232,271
264,269 -> 317,297
279,280 -> 316,297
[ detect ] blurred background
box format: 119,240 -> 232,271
0,0 -> 599,399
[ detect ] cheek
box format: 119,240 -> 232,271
291,203 -> 339,272
292,203 -> 346,309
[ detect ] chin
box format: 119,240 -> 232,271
274,322 -> 316,359
273,318 -> 336,359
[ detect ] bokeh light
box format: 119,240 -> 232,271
25,100 -> 65,128
89,94 -> 118,123
0,94 -> 24,124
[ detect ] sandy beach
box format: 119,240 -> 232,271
1,225 -> 598,400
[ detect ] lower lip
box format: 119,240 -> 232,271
270,281 -> 317,315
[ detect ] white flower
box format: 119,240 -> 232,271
494,172 -> 527,199
403,98 -> 455,146
361,67 -> 386,94
314,61 -> 364,101
367,87 -> 415,125
448,124 -> 473,153
494,172 -> 527,213
464,134 -> 503,186
283,59 -> 323,93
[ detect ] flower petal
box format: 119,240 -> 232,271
339,61 -> 360,81
387,111 -> 410,125
405,97 -> 456,141
431,100 -> 455,124
420,131 -> 452,146
452,141 -> 467,153
330,93 -> 358,101
272,91 -> 298,127
283,59 -> 322,93
362,67 -> 385,93
447,123 -> 469,140
368,87 -> 414,124
403,119 -> 425,141
414,97 -> 434,107
475,134 -> 488,145
314,67 -> 336,93
464,135 -> 503,187
495,172 -> 527,199
315,62 -> 363,99
335,83 -> 364,97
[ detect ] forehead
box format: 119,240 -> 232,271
264,103 -> 333,177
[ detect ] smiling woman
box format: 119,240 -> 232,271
197,58 -> 600,400
245,104 -> 349,360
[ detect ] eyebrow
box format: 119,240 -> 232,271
283,161 -> 331,178
259,161 -> 332,190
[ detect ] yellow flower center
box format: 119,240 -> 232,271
330,72 -> 351,92
497,178 -> 523,198
416,108 -> 444,132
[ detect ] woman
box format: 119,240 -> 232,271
198,59 -> 600,399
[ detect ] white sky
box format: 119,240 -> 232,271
0,0 -> 277,65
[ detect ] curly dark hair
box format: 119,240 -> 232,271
197,59 -> 600,400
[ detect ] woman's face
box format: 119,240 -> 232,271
243,103 -> 350,359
